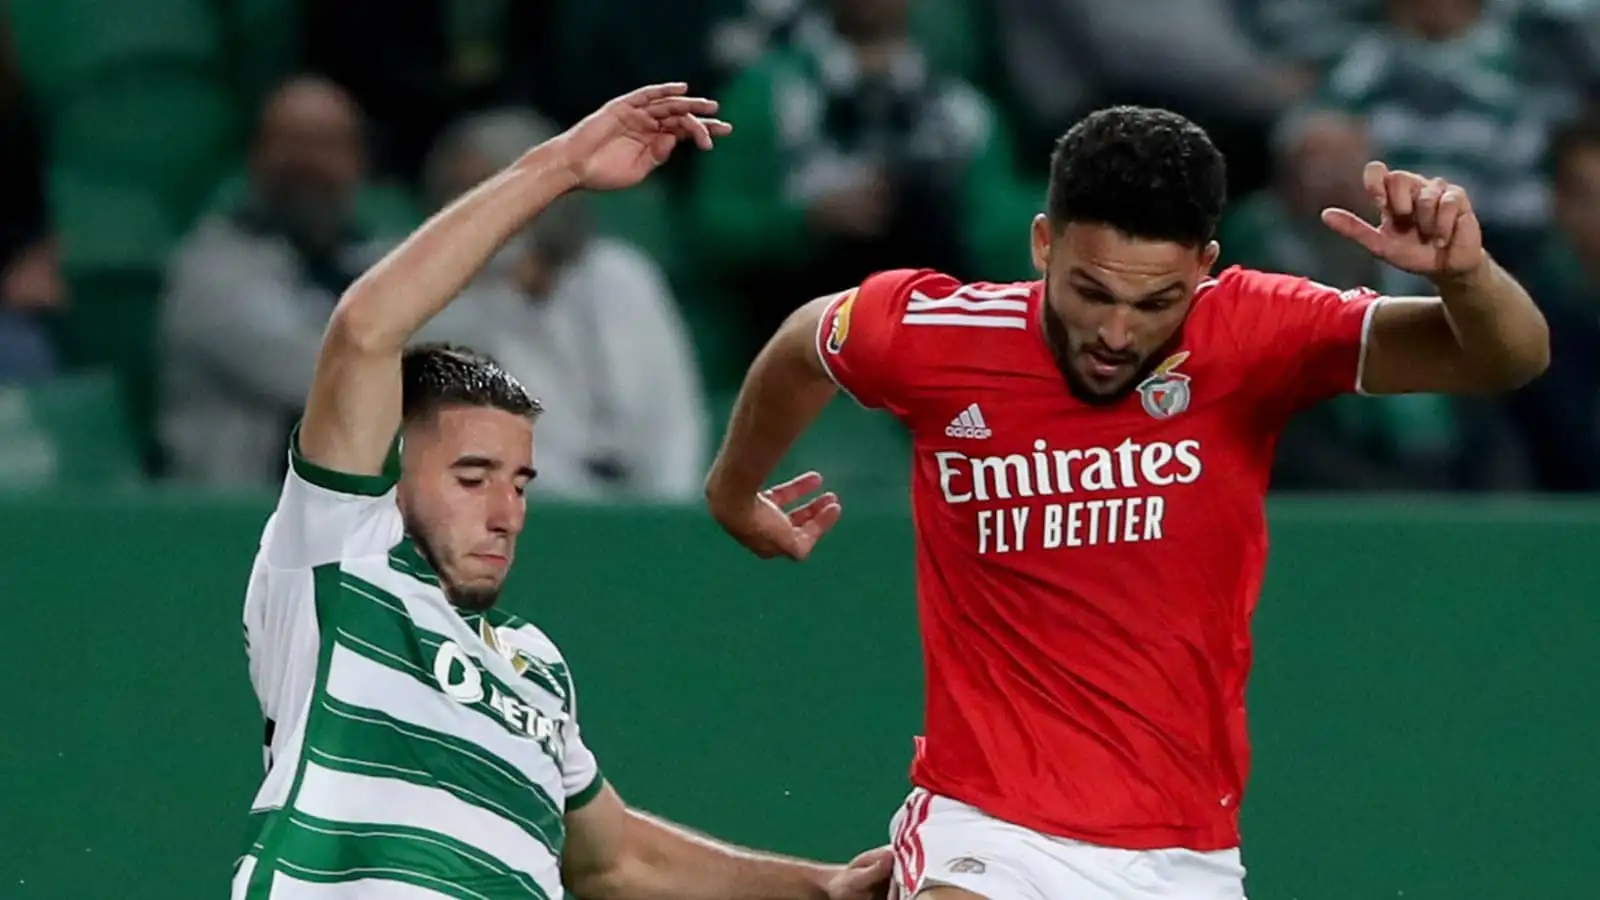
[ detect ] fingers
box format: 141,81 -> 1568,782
642,96 -> 720,119
787,491 -> 839,528
1431,185 -> 1469,249
763,471 -> 824,506
1362,160 -> 1389,212
619,82 -> 689,106
790,500 -> 842,560
1320,207 -> 1385,254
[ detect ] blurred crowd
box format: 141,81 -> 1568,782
2,0 -> 1599,497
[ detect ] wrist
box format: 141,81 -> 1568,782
1431,251 -> 1495,294
806,863 -> 844,900
512,140 -> 583,196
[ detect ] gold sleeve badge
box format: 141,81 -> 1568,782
825,289 -> 857,354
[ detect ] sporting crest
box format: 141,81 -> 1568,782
1136,351 -> 1192,420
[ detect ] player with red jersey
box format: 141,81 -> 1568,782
703,107 -> 1549,899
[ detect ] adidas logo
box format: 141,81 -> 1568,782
945,403 -> 992,440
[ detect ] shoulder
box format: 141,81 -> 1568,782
492,613 -> 569,667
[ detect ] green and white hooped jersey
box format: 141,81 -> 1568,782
232,441 -> 602,900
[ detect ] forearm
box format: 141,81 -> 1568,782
590,809 -> 834,900
704,304 -> 837,507
330,142 -> 578,351
1431,256 -> 1550,388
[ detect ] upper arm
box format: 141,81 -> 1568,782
812,268 -> 955,413
1360,296 -> 1492,395
561,781 -> 633,898
297,291 -> 406,478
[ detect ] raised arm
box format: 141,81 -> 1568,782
298,84 -> 729,475
1319,161 -> 1550,395
562,781 -> 890,900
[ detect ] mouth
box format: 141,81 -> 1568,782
467,552 -> 509,570
1081,348 -> 1136,381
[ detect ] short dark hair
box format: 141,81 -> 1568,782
1046,106 -> 1227,247
401,342 -> 542,424
1546,115 -> 1600,181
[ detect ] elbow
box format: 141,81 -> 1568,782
1499,313 -> 1552,391
325,282 -> 402,357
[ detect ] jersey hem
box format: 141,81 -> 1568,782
910,776 -> 1241,853
567,772 -> 606,811
289,424 -> 398,497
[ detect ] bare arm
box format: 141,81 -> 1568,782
297,83 -> 728,476
1322,163 -> 1550,397
563,783 -> 871,900
297,146 -> 578,475
702,296 -> 839,550
1360,259 -> 1550,395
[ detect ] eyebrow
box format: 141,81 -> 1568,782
452,456 -> 538,480
1070,267 -> 1187,300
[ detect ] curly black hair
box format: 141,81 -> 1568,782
401,342 -> 541,424
1046,106 -> 1227,248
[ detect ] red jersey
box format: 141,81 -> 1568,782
814,266 -> 1385,852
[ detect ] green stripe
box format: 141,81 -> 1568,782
567,773 -> 606,811
276,810 -> 550,900
288,424 -> 397,497
311,695 -> 564,850
335,572 -> 571,708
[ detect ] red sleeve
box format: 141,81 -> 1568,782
814,268 -> 956,412
1225,268 -> 1388,410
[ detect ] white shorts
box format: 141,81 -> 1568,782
889,789 -> 1246,900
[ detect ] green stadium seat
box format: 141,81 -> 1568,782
51,170 -> 179,272
51,65 -> 242,220
0,371 -> 144,490
8,0 -> 224,99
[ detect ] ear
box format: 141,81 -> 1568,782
1201,240 -> 1220,275
1031,214 -> 1052,274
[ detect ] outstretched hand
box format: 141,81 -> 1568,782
709,471 -> 842,561
1320,161 -> 1487,280
552,82 -> 731,192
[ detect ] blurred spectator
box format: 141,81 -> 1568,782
991,0 -> 1313,190
1507,116 -> 1600,490
160,76 -> 381,488
302,0 -> 558,182
692,0 -> 1040,350
423,110 -> 710,503
1314,0 -> 1550,285
1236,0 -> 1382,74
1224,110 -> 1461,489
0,19 -> 61,384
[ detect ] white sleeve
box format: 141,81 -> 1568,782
244,428 -> 405,780
562,671 -> 605,809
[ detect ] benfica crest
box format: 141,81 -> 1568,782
1136,351 -> 1192,420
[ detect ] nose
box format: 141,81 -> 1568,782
486,485 -> 525,536
1097,307 -> 1135,353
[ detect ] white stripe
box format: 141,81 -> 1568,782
268,869 -> 462,900
967,405 -> 987,428
957,411 -> 973,427
905,295 -> 1028,313
916,285 -> 1031,301
323,643 -> 562,791
231,854 -> 256,900
902,314 -> 1027,329
1354,296 -> 1387,396
342,560 -> 554,707
294,762 -> 559,894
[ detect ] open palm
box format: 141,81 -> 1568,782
554,83 -> 730,192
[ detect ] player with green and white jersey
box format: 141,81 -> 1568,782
234,82 -> 894,900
